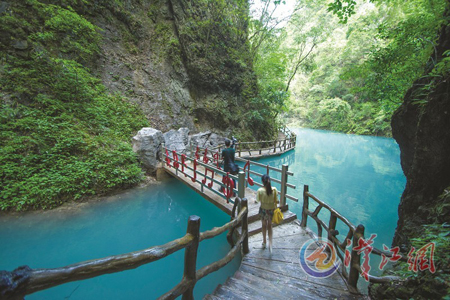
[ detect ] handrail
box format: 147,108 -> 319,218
0,199 -> 249,300
190,127 -> 297,158
301,185 -> 407,293
162,145 -> 298,207
162,147 -> 244,203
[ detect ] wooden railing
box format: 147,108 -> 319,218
188,127 -> 296,159
167,145 -> 298,207
0,198 -> 249,300
281,125 -> 295,140
217,133 -> 296,159
162,146 -> 246,203
234,157 -> 298,207
301,185 -> 407,293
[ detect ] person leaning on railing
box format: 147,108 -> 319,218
255,174 -> 278,253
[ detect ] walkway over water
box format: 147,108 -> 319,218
217,128 -> 297,160
0,129 -> 404,299
162,140 -> 366,300
163,163 -> 297,236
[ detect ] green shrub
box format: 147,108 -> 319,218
0,1 -> 148,211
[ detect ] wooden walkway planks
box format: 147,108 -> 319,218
206,221 -> 366,300
163,146 -> 366,299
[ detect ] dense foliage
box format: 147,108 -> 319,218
283,0 -> 448,136
328,1 -> 450,298
0,0 -> 148,210
370,222 -> 450,299
170,0 -> 279,140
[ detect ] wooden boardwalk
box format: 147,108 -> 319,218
163,138 -> 365,299
234,131 -> 295,160
205,221 -> 365,300
163,163 -> 297,235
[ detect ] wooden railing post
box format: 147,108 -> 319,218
238,171 -> 245,199
182,215 -> 200,300
348,224 -> 365,293
328,213 -> 338,242
241,198 -> 249,254
300,185 -> 309,227
280,164 -> 288,208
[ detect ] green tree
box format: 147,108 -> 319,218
333,0 -> 449,117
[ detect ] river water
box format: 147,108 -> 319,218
244,128 -> 406,289
0,128 -> 406,298
0,182 -> 241,299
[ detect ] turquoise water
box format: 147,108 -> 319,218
0,179 -> 240,299
244,128 -> 406,288
1,128 -> 406,297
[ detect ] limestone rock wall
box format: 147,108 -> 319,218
89,0 -> 257,135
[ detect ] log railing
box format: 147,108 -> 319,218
301,185 -> 407,293
280,125 -> 295,140
214,133 -> 296,158
234,157 -> 298,208
190,127 -> 296,159
0,198 -> 249,300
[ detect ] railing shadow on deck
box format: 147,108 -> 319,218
0,198 -> 249,300
301,185 -> 407,294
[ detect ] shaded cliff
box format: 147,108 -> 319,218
391,20 -> 450,248
88,0 -> 261,135
369,8 -> 450,299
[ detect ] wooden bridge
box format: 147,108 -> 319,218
0,129 -> 406,299
161,134 -> 363,299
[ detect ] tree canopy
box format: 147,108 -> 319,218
254,0 -> 449,136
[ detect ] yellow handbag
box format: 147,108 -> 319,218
272,208 -> 283,224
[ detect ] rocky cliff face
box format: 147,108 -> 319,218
369,12 -> 450,300
391,21 -> 450,249
88,0 -> 258,135
0,0 -> 261,210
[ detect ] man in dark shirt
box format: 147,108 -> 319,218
221,138 -> 238,194
222,139 -> 236,174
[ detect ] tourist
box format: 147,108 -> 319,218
221,138 -> 239,192
222,137 -> 239,175
256,174 -> 278,252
